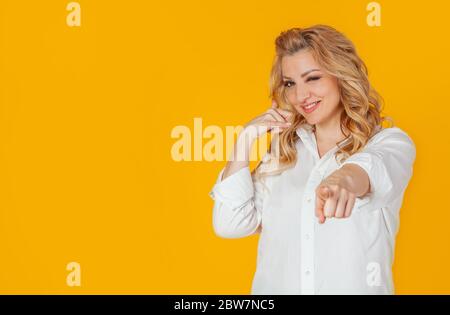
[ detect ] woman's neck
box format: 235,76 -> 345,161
314,113 -> 347,145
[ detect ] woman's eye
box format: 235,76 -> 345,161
283,81 -> 294,88
306,76 -> 321,82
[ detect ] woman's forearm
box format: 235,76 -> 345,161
222,130 -> 254,181
338,163 -> 371,197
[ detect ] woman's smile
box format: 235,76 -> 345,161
302,100 -> 321,114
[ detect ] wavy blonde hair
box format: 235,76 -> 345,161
252,24 -> 393,182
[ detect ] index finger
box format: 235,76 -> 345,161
315,185 -> 330,224
315,194 -> 326,224
274,108 -> 294,120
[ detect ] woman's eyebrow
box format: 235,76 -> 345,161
282,69 -> 321,79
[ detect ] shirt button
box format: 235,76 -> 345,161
305,233 -> 310,240
306,197 -> 312,203
305,270 -> 311,276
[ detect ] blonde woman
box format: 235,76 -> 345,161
209,25 -> 416,295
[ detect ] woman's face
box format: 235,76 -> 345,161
281,49 -> 343,126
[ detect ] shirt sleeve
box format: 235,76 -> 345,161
208,165 -> 266,239
337,127 -> 416,210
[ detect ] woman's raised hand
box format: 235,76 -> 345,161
242,100 -> 294,143
222,100 -> 294,180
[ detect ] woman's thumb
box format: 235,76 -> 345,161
271,99 -> 278,108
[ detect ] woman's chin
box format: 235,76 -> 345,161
304,116 -> 319,125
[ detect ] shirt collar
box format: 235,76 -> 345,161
295,123 -> 314,139
296,123 -> 352,161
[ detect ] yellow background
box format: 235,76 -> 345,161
0,0 -> 448,294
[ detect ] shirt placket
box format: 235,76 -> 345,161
299,133 -> 336,295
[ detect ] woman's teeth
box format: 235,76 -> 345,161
305,101 -> 319,109
303,100 -> 321,113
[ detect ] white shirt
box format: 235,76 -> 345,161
209,124 -> 416,295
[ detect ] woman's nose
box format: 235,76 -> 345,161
295,85 -> 311,104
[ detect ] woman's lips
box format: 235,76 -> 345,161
303,100 -> 321,114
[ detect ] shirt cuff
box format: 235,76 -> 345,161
339,152 -> 393,210
209,166 -> 254,210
